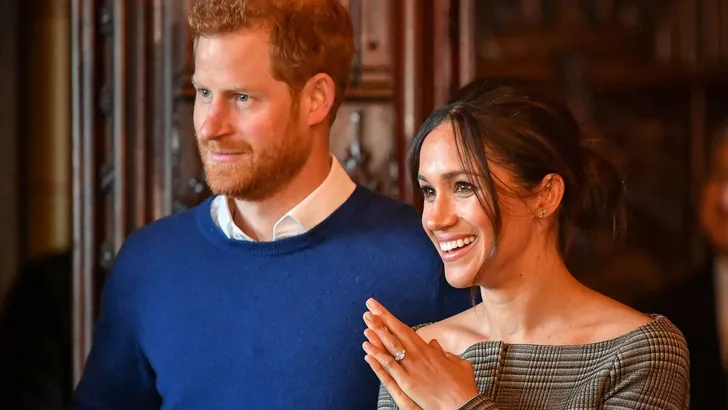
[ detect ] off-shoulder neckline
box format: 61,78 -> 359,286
453,314 -> 672,356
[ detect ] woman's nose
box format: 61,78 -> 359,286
424,197 -> 458,231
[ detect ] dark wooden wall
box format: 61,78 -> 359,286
0,0 -> 19,312
455,0 -> 728,303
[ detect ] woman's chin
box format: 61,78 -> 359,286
444,269 -> 478,289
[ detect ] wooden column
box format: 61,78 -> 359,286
457,0 -> 476,86
394,0 -> 423,204
0,0 -> 19,312
70,0 -> 100,385
394,0 -> 449,204
432,0 -> 453,107
393,0 -> 474,205
432,0 -> 474,105
71,0 -> 204,383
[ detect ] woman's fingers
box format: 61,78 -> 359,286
428,338 -> 446,355
366,298 -> 414,339
364,312 -> 408,358
364,354 -> 420,410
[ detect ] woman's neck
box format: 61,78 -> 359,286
475,247 -> 589,344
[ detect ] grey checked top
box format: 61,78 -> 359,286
377,315 -> 690,409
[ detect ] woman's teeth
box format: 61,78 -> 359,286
439,236 -> 477,252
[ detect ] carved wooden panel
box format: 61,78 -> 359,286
331,103 -> 398,198
333,0 -> 399,198
70,0 -> 204,384
153,0 -> 208,216
341,0 -> 393,94
468,0 -> 728,83
174,1 -> 208,214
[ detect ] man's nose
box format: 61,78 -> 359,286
198,101 -> 232,141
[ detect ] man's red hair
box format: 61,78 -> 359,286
188,0 -> 356,123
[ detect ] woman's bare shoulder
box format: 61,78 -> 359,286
578,291 -> 653,342
415,307 -> 483,354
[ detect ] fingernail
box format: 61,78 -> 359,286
363,312 -> 373,322
366,298 -> 381,313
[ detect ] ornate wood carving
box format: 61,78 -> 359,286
332,104 -> 398,197
71,0 -> 206,384
345,0 -> 393,94
334,0 -> 400,199
393,0 -> 436,204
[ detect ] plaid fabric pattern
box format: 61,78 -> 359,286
377,315 -> 690,409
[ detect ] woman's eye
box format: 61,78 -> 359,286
454,182 -> 474,193
420,186 -> 435,199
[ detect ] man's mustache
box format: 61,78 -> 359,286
200,140 -> 253,155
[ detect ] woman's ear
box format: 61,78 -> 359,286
532,173 -> 565,221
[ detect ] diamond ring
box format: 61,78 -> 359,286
394,349 -> 406,362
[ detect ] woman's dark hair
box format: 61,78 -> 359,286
409,77 -> 626,255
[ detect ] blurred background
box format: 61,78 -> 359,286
1,0 -> 728,409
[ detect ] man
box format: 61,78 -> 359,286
644,127 -> 728,409
72,1 -> 466,409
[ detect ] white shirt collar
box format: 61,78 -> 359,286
211,154 -> 356,241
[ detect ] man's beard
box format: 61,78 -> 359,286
198,122 -> 311,202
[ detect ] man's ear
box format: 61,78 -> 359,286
300,73 -> 336,126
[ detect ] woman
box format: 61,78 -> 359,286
361,78 -> 690,409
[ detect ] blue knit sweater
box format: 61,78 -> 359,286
73,186 -> 468,409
